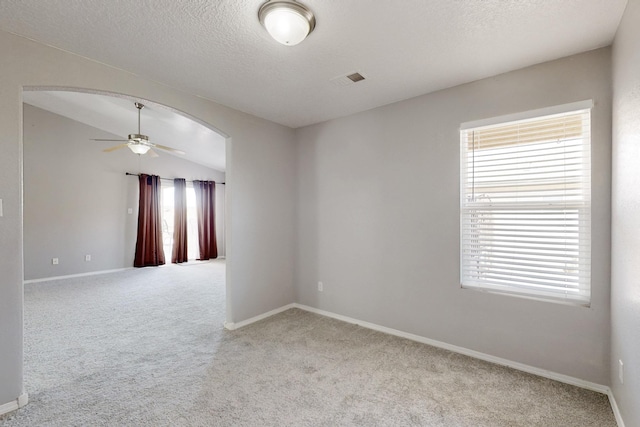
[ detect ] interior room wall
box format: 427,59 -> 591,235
23,103 -> 225,281
611,0 -> 640,424
295,47 -> 612,385
0,30 -> 296,407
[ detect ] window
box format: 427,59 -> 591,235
460,101 -> 592,305
161,184 -> 200,261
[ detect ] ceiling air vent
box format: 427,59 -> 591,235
347,72 -> 365,82
330,72 -> 366,86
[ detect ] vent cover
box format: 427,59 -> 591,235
330,72 -> 366,86
347,72 -> 365,82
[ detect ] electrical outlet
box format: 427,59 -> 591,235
52,258 -> 59,265
85,254 -> 91,262
318,281 -> 323,292
619,360 -> 624,384
127,208 -> 133,214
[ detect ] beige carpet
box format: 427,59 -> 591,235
1,260 -> 616,426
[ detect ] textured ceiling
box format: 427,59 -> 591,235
0,0 -> 628,128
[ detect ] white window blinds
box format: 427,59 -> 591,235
460,104 -> 591,304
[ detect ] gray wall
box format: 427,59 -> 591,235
23,103 -> 225,280
0,30 -> 296,406
611,0 -> 640,424
295,48 -> 612,385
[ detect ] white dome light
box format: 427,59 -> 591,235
259,1 -> 316,46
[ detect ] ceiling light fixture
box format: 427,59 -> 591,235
128,142 -> 151,155
258,1 -> 316,46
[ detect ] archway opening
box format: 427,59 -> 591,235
21,87 -> 231,403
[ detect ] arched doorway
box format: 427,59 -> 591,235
20,87 -> 232,408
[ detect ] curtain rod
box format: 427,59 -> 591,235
126,172 -> 225,185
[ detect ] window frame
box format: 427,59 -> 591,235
459,100 -> 593,306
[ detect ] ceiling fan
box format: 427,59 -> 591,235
92,102 -> 185,157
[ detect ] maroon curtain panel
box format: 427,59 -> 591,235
193,180 -> 218,260
172,178 -> 188,263
134,174 -> 166,267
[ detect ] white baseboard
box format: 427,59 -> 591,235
608,389 -> 626,427
17,393 -> 28,408
221,302 -> 624,426
0,393 -> 28,417
24,268 -> 132,284
293,303 -> 608,394
224,303 -> 295,331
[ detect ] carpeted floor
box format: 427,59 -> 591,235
1,260 -> 616,426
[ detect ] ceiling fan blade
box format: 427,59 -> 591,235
103,143 -> 129,153
92,138 -> 129,142
148,149 -> 160,158
153,144 -> 185,155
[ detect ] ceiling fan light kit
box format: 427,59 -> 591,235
258,0 -> 316,46
128,141 -> 151,155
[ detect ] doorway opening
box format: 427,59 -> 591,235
21,87 -> 232,411
21,88 -> 228,276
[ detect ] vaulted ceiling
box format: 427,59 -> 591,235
22,90 -> 227,171
0,0 -> 628,129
